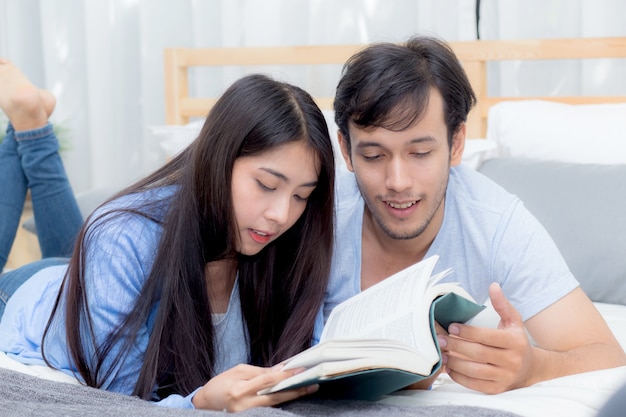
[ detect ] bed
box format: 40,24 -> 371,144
6,37 -> 626,417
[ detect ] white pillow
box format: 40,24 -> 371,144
148,121 -> 203,159
322,110 -> 350,173
462,138 -> 497,169
486,100 -> 626,164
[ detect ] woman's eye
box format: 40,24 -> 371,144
294,194 -> 309,203
257,180 -> 275,192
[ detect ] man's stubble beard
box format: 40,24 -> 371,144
355,172 -> 449,241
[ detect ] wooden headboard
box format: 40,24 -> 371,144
164,37 -> 626,139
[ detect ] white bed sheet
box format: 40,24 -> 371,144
379,302 -> 626,417
2,303 -> 625,416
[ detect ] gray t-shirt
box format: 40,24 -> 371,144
315,164 -> 579,341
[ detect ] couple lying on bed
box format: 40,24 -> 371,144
1,37 -> 624,412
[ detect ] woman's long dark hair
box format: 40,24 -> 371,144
42,74 -> 335,400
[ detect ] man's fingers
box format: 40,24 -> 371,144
442,331 -> 510,363
489,283 -> 523,329
446,323 -> 513,349
445,363 -> 506,395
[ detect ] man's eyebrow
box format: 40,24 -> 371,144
355,141 -> 382,149
260,167 -> 318,187
409,136 -> 437,144
356,135 -> 437,149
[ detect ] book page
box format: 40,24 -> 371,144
282,338 -> 428,371
262,256 -> 485,396
320,255 -> 451,355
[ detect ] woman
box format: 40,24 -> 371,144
0,60 -> 335,411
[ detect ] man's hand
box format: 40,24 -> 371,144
437,283 -> 534,394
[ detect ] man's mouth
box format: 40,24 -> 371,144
386,201 -> 417,209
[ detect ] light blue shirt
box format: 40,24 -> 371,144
315,164 -> 579,341
0,187 -> 248,409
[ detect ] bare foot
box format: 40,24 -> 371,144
0,59 -> 55,131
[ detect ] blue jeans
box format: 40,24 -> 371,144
0,122 -> 82,317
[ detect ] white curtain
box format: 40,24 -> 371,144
480,0 -> 626,98
0,0 -> 624,192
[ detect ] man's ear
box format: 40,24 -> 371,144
450,123 -> 466,167
338,131 -> 354,172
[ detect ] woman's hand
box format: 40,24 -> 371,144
192,363 -> 318,412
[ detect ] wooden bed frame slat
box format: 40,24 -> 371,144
170,45 -> 363,66
452,37 -> 626,61
164,37 -> 626,138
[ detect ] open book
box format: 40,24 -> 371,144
261,255 -> 485,400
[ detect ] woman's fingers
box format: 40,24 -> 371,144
193,363 -> 318,411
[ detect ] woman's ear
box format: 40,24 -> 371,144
338,131 -> 354,172
450,123 -> 466,167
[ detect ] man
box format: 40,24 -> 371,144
321,36 -> 626,394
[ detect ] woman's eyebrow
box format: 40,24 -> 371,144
260,167 -> 317,187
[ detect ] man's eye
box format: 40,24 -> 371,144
362,154 -> 381,161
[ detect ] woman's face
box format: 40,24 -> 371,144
231,140 -> 320,256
